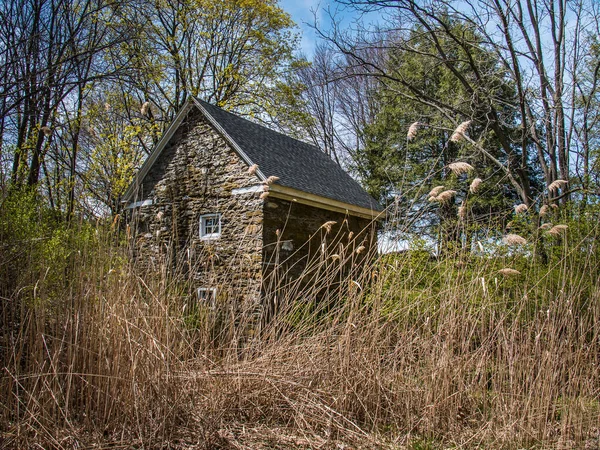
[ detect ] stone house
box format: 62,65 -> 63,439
123,97 -> 382,305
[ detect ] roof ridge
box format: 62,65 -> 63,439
124,96 -> 382,214
195,97 -> 382,213
195,97 -> 321,152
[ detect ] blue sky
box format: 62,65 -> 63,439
279,0 -> 383,56
279,0 -> 332,55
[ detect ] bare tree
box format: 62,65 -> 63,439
296,45 -> 342,163
320,0 -> 600,206
294,43 -> 383,168
0,0 -> 135,196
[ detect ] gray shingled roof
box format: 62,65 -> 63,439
196,99 -> 382,212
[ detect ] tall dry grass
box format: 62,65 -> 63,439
1,196 -> 599,448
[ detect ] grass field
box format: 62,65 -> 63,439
1,197 -> 599,449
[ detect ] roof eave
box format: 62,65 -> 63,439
122,98 -> 195,202
268,184 -> 384,220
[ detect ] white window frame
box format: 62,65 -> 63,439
199,213 -> 221,240
197,287 -> 217,304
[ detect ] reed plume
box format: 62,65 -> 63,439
503,234 -> 527,245
428,186 -> 445,197
321,221 -> 337,233
498,268 -> 521,276
469,177 -> 482,193
514,204 -> 528,214
546,224 -> 568,236
407,122 -> 420,140
265,176 -> 280,185
450,120 -> 472,142
435,190 -> 457,203
548,179 -> 568,192
448,162 -> 474,175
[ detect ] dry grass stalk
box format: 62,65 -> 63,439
448,161 -> 474,175
111,214 -> 120,229
435,189 -> 457,203
458,205 -> 467,220
450,120 -> 472,142
156,211 -> 164,221
503,233 -> 527,245
498,268 -> 521,276
546,224 -> 568,236
407,122 -> 420,140
321,221 -> 337,233
548,179 -> 568,191
3,202 -> 599,449
247,164 -> 259,175
469,177 -> 482,194
264,176 -> 280,185
41,126 -> 52,137
428,185 -> 445,197
539,205 -> 550,216
539,223 -> 552,230
141,101 -> 150,116
514,203 -> 528,214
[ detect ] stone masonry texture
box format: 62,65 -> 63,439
127,105 -> 377,310
128,107 -> 264,305
262,197 -> 376,297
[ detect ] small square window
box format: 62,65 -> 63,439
197,288 -> 217,304
200,213 -> 221,239
184,288 -> 217,314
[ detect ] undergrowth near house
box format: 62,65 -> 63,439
1,192 -> 599,449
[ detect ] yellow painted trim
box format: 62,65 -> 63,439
268,185 -> 383,220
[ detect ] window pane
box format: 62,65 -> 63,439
201,214 -> 220,237
206,217 -> 217,234
198,288 -> 214,301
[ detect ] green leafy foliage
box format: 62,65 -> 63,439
0,189 -> 110,302
358,20 -> 520,211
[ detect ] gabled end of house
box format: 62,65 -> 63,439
123,97 -> 383,305
123,97 -> 383,220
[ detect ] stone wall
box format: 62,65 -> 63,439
126,105 -> 378,309
262,197 -> 377,297
127,108 -> 264,304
